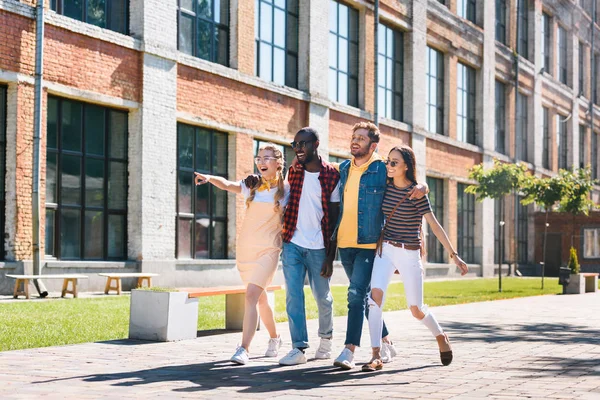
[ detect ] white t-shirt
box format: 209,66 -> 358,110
240,180 -> 290,208
291,171 -> 341,250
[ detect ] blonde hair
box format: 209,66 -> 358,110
352,121 -> 381,143
246,143 -> 285,213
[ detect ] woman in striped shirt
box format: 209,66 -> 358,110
362,145 -> 468,372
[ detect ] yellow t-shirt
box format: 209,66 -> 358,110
337,152 -> 383,249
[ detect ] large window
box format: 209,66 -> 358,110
377,23 -> 404,121
45,97 -> 128,260
516,93 -> 528,161
426,47 -> 444,135
255,0 -> 299,88
583,228 -> 600,258
580,124 -> 586,169
426,177 -> 444,263
517,198 -> 528,264
457,63 -> 476,144
51,0 -> 128,34
557,114 -> 568,170
177,124 -> 228,259
329,1 -> 359,107
557,26 -> 568,86
457,0 -> 476,23
457,183 -> 475,264
579,42 -> 585,95
542,107 -> 550,169
517,0 -> 529,60
178,0 -> 229,66
541,12 -> 551,73
592,131 -> 598,180
495,0 -> 506,44
0,86 -> 6,260
495,81 -> 506,153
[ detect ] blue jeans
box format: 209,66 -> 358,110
339,247 -> 389,346
282,242 -> 334,349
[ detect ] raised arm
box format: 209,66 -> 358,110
194,172 -> 242,194
423,212 -> 468,275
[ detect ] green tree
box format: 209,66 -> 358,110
568,246 -> 580,275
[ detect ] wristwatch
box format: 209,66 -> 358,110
450,252 -> 458,259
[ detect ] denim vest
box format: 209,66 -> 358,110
333,158 -> 387,244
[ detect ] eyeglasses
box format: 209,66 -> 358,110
290,139 -> 315,149
383,159 -> 400,167
254,156 -> 278,164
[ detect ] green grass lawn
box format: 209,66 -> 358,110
0,277 -> 566,352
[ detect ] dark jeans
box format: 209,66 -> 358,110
339,247 -> 390,346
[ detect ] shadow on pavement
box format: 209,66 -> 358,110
445,321 -> 600,346
33,361 -> 436,393
514,356 -> 600,378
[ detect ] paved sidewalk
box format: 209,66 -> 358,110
0,293 -> 599,399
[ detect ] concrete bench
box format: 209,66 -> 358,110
129,285 -> 282,342
98,273 -> 159,295
582,273 -> 599,293
566,272 -> 599,294
6,274 -> 89,299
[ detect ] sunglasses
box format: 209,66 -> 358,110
254,156 -> 278,163
383,159 -> 400,167
290,139 -> 315,149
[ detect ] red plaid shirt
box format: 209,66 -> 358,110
283,158 -> 340,251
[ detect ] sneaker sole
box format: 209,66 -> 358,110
333,361 -> 354,370
231,358 -> 247,365
279,360 -> 307,366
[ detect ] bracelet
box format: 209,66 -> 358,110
450,252 -> 458,259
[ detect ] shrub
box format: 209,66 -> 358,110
568,246 -> 580,275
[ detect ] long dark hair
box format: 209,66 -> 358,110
388,145 -> 418,185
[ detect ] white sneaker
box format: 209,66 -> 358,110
333,348 -> 355,370
314,338 -> 332,359
381,341 -> 398,363
230,346 -> 250,365
265,336 -> 283,357
279,348 -> 307,366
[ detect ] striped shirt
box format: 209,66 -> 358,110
382,183 -> 432,245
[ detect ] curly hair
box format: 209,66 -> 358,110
246,143 -> 286,213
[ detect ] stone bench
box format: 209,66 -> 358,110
6,274 -> 89,299
128,285 -> 282,342
98,273 -> 159,295
566,272 -> 599,294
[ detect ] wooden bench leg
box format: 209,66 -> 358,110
61,279 -> 78,298
61,279 -> 68,298
13,279 -> 29,299
104,277 -> 112,294
116,278 -> 122,295
136,277 -> 152,289
72,279 -> 78,298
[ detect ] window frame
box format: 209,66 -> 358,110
255,0 -> 299,88
579,124 -> 586,169
456,62 -> 476,145
457,0 -> 476,24
176,124 -> 229,260
426,46 -> 445,135
328,0 -> 359,107
495,81 -> 506,154
45,96 -> 128,261
542,107 -> 550,169
541,12 -> 551,73
517,198 -> 528,264
177,0 -> 230,67
517,0 -> 529,60
495,0 -> 506,44
457,183 -> 475,264
377,23 -> 404,122
0,86 -> 6,260
579,42 -> 585,95
592,131 -> 598,180
583,228 -> 600,259
516,92 -> 528,162
557,114 -> 568,170
557,25 -> 568,86
51,0 -> 129,34
426,177 -> 445,264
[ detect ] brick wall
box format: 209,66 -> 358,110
0,10 -> 35,75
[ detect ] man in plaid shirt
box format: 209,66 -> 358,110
278,127 -> 341,366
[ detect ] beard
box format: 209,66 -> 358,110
351,145 -> 371,159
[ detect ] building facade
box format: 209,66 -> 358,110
0,0 -> 599,292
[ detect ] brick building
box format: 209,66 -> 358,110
0,0 -> 599,293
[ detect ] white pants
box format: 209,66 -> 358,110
368,242 -> 443,348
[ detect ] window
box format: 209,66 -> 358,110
580,125 -> 586,169
495,0 -> 506,44
0,86 -> 6,260
541,13 -> 550,73
45,97 -> 128,260
593,131 -> 598,180
579,42 -> 585,95
557,115 -> 568,170
253,139 -> 295,175
494,199 -> 505,264
516,93 -> 528,161
495,81 -> 506,154
176,124 -> 228,259
377,24 -> 404,121
456,63 -> 476,144
178,0 -> 229,66
584,228 -> 600,258
426,47 -> 444,135
517,198 -> 528,264
329,1 -> 359,107
51,0 -> 128,34
517,0 -> 529,60
557,26 -> 568,85
595,55 -> 600,105
457,0 -> 476,23
426,177 -> 445,263
457,183 -> 475,264
255,0 -> 299,88
542,107 -> 550,169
